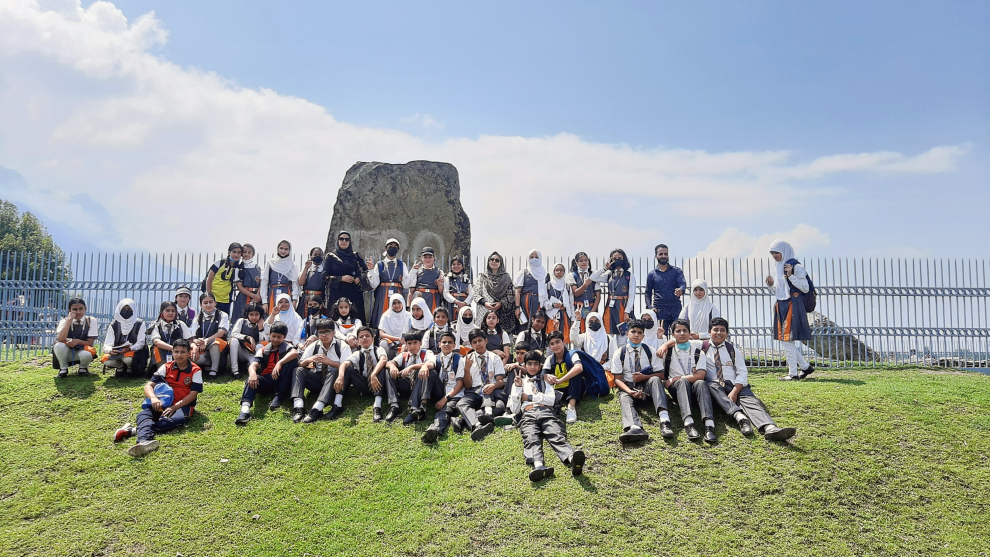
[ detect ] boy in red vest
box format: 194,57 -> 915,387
113,339 -> 203,457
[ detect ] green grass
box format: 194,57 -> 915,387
0,360 -> 988,557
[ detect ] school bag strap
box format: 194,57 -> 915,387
784,258 -> 817,313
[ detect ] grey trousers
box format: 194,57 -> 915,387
426,398 -> 460,434
411,369 -> 445,408
667,377 -> 714,424
520,406 -> 575,465
708,381 -> 776,432
617,375 -> 668,430
327,366 -> 385,400
382,369 -> 414,408
291,366 -> 336,406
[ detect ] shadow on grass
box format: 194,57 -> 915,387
53,372 -> 100,398
809,378 -> 866,386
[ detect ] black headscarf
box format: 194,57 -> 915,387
332,231 -> 365,271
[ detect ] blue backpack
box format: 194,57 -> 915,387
142,382 -> 174,410
558,349 -> 611,397
786,258 -> 817,313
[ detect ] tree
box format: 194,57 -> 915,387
0,199 -> 72,302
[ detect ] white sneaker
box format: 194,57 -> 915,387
126,439 -> 160,457
565,407 -> 577,424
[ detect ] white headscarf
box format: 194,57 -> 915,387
581,311 -> 610,360
641,309 -> 661,351
455,308 -> 477,346
769,239 -> 796,301
267,241 -> 299,280
378,293 -> 410,337
687,279 -> 714,335
409,297 -> 434,331
242,255 -> 257,269
526,249 -> 549,303
274,292 -> 303,340
113,298 -> 139,336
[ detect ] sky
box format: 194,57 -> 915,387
0,0 -> 986,262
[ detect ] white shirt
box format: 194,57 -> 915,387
696,340 -> 748,386
391,349 -> 436,370
433,351 -> 467,398
229,318 -> 269,343
301,339 -> 349,369
465,350 -> 505,392
508,374 -> 557,413
668,346 -> 707,379
608,344 -> 655,384
194,310 -> 231,338
55,316 -> 99,340
149,320 -> 194,345
589,268 -> 637,315
103,320 -> 147,353
367,258 -> 416,290
345,346 -> 389,377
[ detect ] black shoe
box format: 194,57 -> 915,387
373,407 -> 384,423
738,418 -> 754,436
235,412 -> 252,425
478,413 -> 494,425
77,369 -> 90,376
451,416 -> 465,434
302,408 -> 324,423
403,409 -> 419,425
659,421 -> 675,438
325,405 -> 344,420
208,370 -> 218,379
779,375 -> 797,381
231,371 -> 241,379
570,450 -> 586,477
619,427 -> 650,444
686,424 -> 701,440
798,363 -> 816,380
763,425 -> 797,442
704,426 -> 717,444
470,422 -> 494,441
528,465 -> 555,482
268,397 -> 283,410
384,406 -> 401,423
291,408 -> 305,423
56,369 -> 68,379
421,428 -> 440,444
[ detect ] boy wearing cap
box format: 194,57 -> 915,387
114,339 -> 202,457
366,238 -> 416,328
509,350 -> 586,482
408,247 -> 444,314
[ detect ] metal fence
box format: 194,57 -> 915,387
2,251 -> 987,368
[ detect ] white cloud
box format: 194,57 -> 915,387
695,224 -> 831,261
0,1 -> 969,260
400,113 -> 444,130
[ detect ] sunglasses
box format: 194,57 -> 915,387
339,237 -> 351,242
489,258 -> 501,262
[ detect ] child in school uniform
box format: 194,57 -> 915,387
300,293 -> 326,348
454,306 -> 478,352
515,309 -> 549,353
101,298 -> 147,377
265,293 -> 304,349
407,247 -> 445,313
52,297 -> 99,378
641,310 -> 663,354
228,302 -> 268,379
509,350 -> 587,482
590,248 -> 636,347
409,297 -> 435,336
260,240 -> 300,313
610,319 -> 671,444
480,311 -> 513,364
377,293 -> 411,358
417,331 -> 467,444
422,307 -> 452,354
329,296 -> 362,349
663,319 -> 717,443
174,287 -> 197,328
327,326 -> 391,422
235,321 -> 298,425
113,339 -> 202,457
496,341 -> 532,427
766,239 -> 816,381
678,279 -> 721,340
366,238 -> 415,327
453,329 -> 503,441
206,242 -> 242,316
443,256 -> 474,318
192,293 -> 230,379
542,331 -> 586,424
514,249 -> 548,333
385,332 -> 435,424
569,310 -> 613,377
566,251 -> 601,333
297,247 -> 326,317
148,301 -> 194,374
293,319 -> 348,423
231,243 -> 262,323
545,263 -> 575,344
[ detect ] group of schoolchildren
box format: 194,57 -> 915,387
53,237 -> 813,482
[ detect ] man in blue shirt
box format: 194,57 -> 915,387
644,244 -> 687,336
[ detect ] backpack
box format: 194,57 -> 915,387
701,340 -> 736,367
662,346 -> 703,379
785,258 -> 817,313
560,349 -> 611,397
619,344 -> 658,379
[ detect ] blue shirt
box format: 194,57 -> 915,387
645,266 -> 687,313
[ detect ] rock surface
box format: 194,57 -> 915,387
326,161 -> 471,262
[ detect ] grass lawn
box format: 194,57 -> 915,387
0,359 -> 987,557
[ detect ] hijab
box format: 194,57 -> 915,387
113,298 -> 139,336
333,231 -> 363,268
267,240 -> 299,279
275,292 -> 303,331
409,297 -> 434,331
548,263 -> 567,293
769,239 -> 796,301
581,311 -> 610,360
642,309 -> 661,351
378,293 -> 410,336
480,250 -> 512,299
456,309 -> 477,346
686,279 -> 714,335
521,248 -> 548,303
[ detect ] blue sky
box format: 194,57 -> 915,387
0,0 -> 986,260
